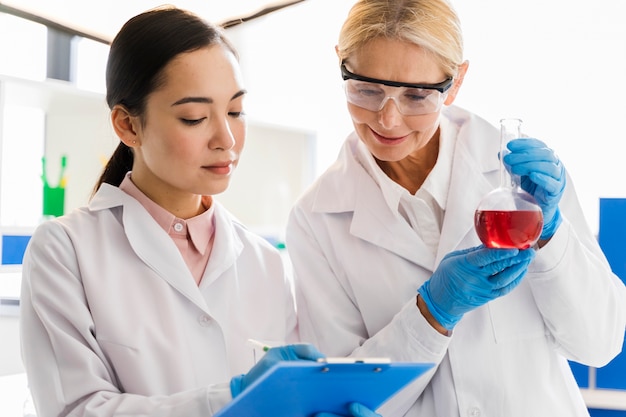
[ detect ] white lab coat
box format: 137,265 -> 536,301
286,105 -> 626,417
20,183 -> 298,417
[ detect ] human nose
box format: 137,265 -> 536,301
210,117 -> 236,150
377,97 -> 403,129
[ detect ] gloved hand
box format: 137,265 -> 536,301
230,343 -> 325,397
503,138 -> 566,239
316,402 -> 382,417
418,245 -> 535,330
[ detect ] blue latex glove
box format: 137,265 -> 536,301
230,343 -> 325,398
503,138 -> 566,239
418,245 -> 535,330
316,402 -> 382,417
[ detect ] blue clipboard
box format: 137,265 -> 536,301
214,361 -> 434,417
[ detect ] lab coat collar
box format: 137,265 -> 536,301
311,105 -> 500,268
201,200 -> 244,288
89,185 -> 243,314
311,133 -> 435,267
352,160 -> 438,267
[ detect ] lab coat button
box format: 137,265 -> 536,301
198,314 -> 211,326
467,407 -> 481,417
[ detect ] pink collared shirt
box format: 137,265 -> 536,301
119,173 -> 215,285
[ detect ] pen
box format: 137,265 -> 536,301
247,338 -> 271,352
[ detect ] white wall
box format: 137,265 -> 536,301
452,0 -> 626,235
216,121 -> 316,239
0,76 -> 116,226
225,1 -> 355,175
226,0 -> 626,235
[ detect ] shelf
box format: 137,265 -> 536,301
581,388 -> 626,410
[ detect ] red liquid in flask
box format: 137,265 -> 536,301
474,210 -> 543,249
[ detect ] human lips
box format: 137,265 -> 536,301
370,128 -> 409,145
203,160 -> 234,175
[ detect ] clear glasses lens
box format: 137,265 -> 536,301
344,79 -> 445,115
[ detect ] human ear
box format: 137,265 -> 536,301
111,105 -> 141,147
444,60 -> 469,106
334,45 -> 342,67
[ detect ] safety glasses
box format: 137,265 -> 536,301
341,61 -> 453,116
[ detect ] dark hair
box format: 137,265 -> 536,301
93,6 -> 237,196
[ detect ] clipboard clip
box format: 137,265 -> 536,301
317,358 -> 392,373
316,357 -> 391,364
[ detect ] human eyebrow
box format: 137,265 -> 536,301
171,97 -> 213,106
171,89 -> 247,106
232,89 -> 247,101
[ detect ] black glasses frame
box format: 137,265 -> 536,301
341,61 -> 454,94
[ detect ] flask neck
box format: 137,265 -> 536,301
501,166 -> 522,190
499,118 -> 523,190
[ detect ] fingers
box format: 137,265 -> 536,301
488,250 -> 535,291
504,138 -> 564,182
506,137 -> 547,151
504,139 -> 566,206
465,247 -> 520,268
288,343 -> 326,361
527,168 -> 566,196
349,402 -> 381,417
491,268 -> 527,297
313,403 -> 381,417
508,157 -> 563,184
466,247 -> 535,284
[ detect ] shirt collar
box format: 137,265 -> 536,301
423,115 -> 457,210
355,138 -> 404,213
119,173 -> 215,254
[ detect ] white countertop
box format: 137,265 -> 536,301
0,373 -> 30,417
0,269 -> 21,300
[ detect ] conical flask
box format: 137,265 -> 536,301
474,118 -> 543,249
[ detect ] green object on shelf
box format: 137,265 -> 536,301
41,155 -> 67,217
43,184 -> 65,217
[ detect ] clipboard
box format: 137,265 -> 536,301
214,361 -> 434,417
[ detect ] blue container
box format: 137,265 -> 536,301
1,234 -> 32,265
588,410 -> 626,417
596,198 -> 626,390
569,360 -> 589,388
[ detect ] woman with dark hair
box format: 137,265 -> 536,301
20,7 -> 329,417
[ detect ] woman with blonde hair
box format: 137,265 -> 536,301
287,0 -> 626,415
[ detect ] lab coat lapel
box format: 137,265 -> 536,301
351,165 -> 436,269
122,199 -> 210,312
436,113 -> 500,264
200,202 -> 243,288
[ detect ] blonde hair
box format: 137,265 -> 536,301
337,0 -> 464,78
